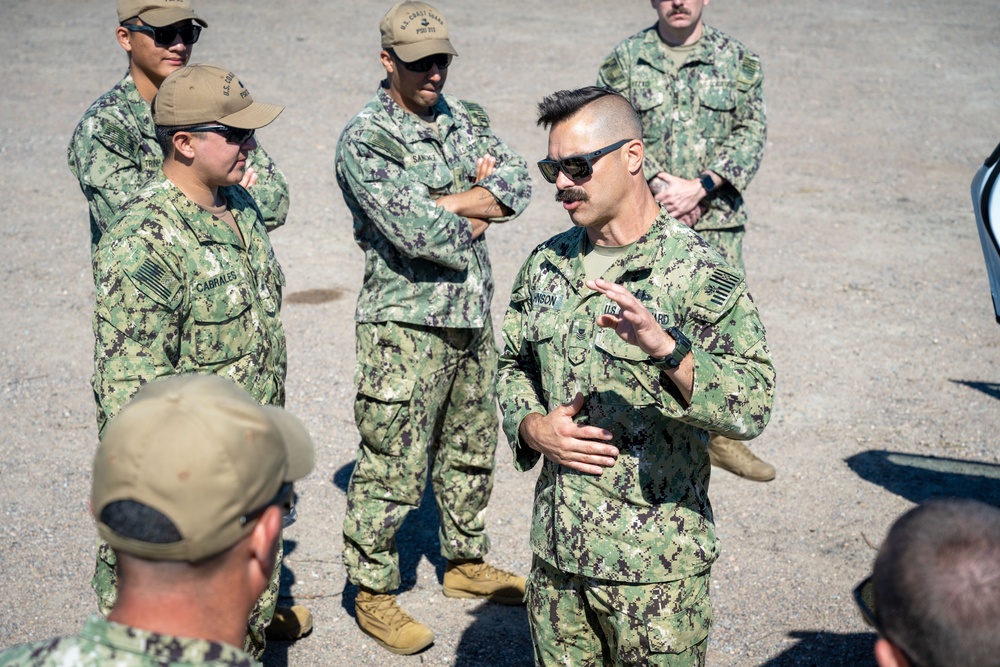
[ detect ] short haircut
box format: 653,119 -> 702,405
100,499 -> 182,544
536,86 -> 642,143
874,498 -> 1000,667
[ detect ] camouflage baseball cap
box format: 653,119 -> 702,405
93,374 -> 315,562
380,1 -> 457,62
153,64 -> 284,129
117,0 -> 207,28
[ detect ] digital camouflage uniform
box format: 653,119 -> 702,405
0,615 -> 259,666
496,209 -> 775,666
68,73 -> 289,255
597,25 -> 766,270
335,85 -> 531,592
91,175 -> 287,658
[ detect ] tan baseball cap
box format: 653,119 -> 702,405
153,64 -> 283,129
117,0 -> 207,28
92,374 -> 315,562
380,1 -> 457,62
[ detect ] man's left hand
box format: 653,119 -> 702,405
653,172 -> 704,219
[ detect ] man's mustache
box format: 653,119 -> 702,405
556,188 -> 589,203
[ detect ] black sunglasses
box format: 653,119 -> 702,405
537,139 -> 631,184
389,49 -> 452,73
240,482 -> 297,527
853,576 -> 922,667
173,124 -> 256,145
125,23 -> 202,46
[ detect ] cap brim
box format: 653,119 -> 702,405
262,405 -> 315,481
393,39 -> 458,63
139,8 -> 208,28
218,102 -> 284,130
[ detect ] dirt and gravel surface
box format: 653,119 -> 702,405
2,0 -> 1000,665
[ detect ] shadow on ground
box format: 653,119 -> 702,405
846,450 -> 1000,507
756,630 -> 876,666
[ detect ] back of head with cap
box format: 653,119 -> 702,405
380,1 -> 457,62
92,374 -> 314,563
153,64 -> 284,130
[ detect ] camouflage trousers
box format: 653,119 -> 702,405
695,226 -> 745,273
344,320 -> 498,592
526,557 -> 712,667
92,536 -> 282,658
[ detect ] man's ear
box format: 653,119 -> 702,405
247,506 -> 282,588
116,26 -> 133,54
626,138 -> 645,176
380,50 -> 396,76
171,132 -> 197,160
874,637 -> 910,667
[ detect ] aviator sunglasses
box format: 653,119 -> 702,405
537,139 -> 631,183
389,49 -> 453,73
853,576 -> 923,667
125,23 -> 202,46
172,124 -> 256,145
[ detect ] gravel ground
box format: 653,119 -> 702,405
2,0 -> 999,665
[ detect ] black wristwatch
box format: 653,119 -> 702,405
650,326 -> 691,370
699,173 -> 717,194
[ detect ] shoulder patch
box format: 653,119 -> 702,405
736,54 -> 762,91
365,131 -> 406,164
129,257 -> 180,306
598,57 -> 627,90
693,267 -> 743,313
460,101 -> 490,128
100,123 -> 139,157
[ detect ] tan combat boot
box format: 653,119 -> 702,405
355,588 -> 434,655
265,605 -> 313,640
443,559 -> 526,605
708,435 -> 776,482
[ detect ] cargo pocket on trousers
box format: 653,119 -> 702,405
354,364 -> 416,457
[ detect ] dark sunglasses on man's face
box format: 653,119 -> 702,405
174,124 -> 256,145
239,482 -> 297,527
390,49 -> 453,73
537,139 -> 631,184
853,576 -> 923,667
125,23 -> 202,46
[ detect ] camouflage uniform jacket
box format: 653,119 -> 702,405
336,86 -> 531,328
92,174 -> 286,433
0,615 -> 259,666
68,72 -> 290,253
496,209 -> 775,583
597,25 -> 766,232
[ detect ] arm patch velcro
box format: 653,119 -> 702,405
365,131 -> 406,164
100,124 -> 139,157
598,57 -> 627,90
736,54 -> 761,91
694,267 -> 743,313
125,257 -> 180,308
460,101 -> 491,128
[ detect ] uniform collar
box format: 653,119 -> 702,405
638,23 -> 722,71
376,84 -> 456,144
119,72 -> 157,140
161,175 -> 251,248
